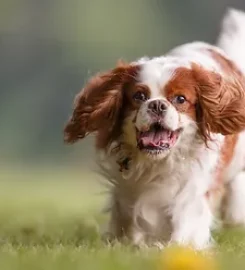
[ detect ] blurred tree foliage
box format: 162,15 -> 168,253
0,0 -> 245,164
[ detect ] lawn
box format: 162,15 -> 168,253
0,166 -> 245,270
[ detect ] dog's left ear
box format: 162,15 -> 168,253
192,63 -> 245,140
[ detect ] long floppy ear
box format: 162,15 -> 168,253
192,63 -> 245,140
64,62 -> 139,148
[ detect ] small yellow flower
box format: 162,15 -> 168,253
159,246 -> 217,270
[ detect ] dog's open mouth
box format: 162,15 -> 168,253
136,122 -> 181,154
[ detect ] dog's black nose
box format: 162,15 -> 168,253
148,100 -> 167,115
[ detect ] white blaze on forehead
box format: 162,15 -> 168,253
137,56 -> 193,99
138,61 -> 174,99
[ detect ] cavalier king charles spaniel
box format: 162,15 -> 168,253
64,9 -> 245,249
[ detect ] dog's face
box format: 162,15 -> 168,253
121,63 -> 198,159
64,58 -> 245,160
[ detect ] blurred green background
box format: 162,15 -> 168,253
1,1 -> 245,269
2,0 -> 245,170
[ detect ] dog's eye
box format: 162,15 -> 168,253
173,95 -> 186,104
133,91 -> 147,102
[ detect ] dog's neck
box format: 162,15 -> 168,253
107,140 -> 199,174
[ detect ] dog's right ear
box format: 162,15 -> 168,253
64,62 -> 139,148
192,63 -> 245,142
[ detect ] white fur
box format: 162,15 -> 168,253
99,8 -> 245,249
103,132 -> 224,249
223,171 -> 245,225
217,8 -> 245,74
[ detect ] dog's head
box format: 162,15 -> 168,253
64,58 -> 245,160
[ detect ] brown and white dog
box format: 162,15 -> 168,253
64,9 -> 245,249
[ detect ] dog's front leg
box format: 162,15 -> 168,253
170,182 -> 213,249
104,199 -> 148,247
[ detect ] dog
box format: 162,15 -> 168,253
64,8 -> 245,249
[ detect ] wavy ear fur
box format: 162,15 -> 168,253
64,62 -> 139,148
192,63 -> 245,141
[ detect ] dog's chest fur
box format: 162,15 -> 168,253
102,138 -> 222,242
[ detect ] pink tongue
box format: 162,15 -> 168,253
140,130 -> 169,147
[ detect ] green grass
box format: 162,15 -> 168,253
0,166 -> 245,269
